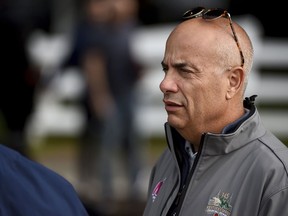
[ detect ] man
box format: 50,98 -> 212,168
0,144 -> 89,215
64,0 -> 143,203
143,7 -> 288,216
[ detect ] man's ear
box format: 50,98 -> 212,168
226,67 -> 244,100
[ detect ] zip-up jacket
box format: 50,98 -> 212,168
143,98 -> 288,216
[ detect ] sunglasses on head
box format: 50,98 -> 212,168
182,7 -> 245,67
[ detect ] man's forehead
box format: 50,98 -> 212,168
170,17 -> 228,38
174,18 -> 209,32
168,21 -> 207,46
164,22 -> 224,71
167,21 -> 216,48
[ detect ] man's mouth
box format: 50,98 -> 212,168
163,100 -> 183,112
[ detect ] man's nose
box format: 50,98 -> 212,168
159,73 -> 178,93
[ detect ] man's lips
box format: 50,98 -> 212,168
163,99 -> 183,112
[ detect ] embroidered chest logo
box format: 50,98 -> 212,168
206,191 -> 233,216
152,178 -> 166,202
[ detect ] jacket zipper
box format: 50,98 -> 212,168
171,133 -> 206,215
174,184 -> 186,206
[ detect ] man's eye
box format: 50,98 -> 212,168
180,68 -> 191,74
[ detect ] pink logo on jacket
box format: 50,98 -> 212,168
152,178 -> 166,202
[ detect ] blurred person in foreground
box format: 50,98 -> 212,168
64,0 -> 144,204
0,143 -> 88,215
143,6 -> 288,216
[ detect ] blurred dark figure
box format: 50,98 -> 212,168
64,0 -> 144,208
0,14 -> 39,157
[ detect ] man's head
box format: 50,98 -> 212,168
160,7 -> 254,146
85,0 -> 138,25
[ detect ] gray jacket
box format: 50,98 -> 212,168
143,99 -> 288,216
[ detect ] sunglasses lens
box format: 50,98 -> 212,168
182,7 -> 205,19
203,9 -> 225,19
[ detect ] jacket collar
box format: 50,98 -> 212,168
164,96 -> 267,156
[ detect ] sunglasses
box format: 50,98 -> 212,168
182,7 -> 245,67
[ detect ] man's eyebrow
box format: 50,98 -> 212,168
173,62 -> 188,68
161,61 -> 188,68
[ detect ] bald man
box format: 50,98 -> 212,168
143,7 -> 288,216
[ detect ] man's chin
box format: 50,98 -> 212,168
167,116 -> 185,129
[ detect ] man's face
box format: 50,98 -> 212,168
159,21 -> 230,135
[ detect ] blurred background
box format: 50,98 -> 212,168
0,0 -> 287,215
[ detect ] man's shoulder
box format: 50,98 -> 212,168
0,144 -> 88,215
0,144 -> 28,167
259,130 -> 288,152
0,143 -> 70,187
259,131 -> 288,170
